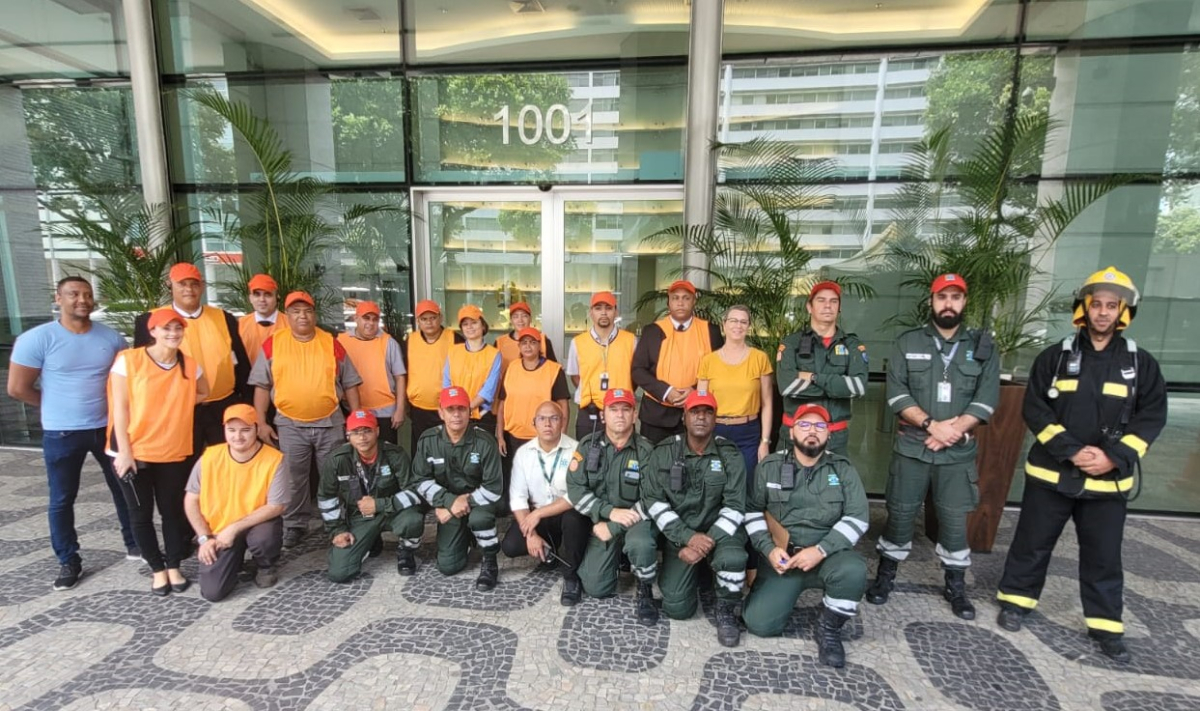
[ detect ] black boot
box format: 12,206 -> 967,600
943,568 -> 976,620
475,556 -> 499,592
396,548 -> 417,577
996,603 -> 1026,632
715,601 -> 741,648
815,607 -> 851,668
636,581 -> 659,626
865,556 -> 898,605
369,536 -> 384,558
1089,632 -> 1132,663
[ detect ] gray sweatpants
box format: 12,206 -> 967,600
277,423 -> 344,531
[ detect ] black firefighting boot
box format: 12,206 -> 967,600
815,606 -> 851,668
865,556 -> 898,605
943,568 -> 976,620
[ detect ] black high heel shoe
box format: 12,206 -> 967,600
152,581 -> 171,596
169,578 -> 191,593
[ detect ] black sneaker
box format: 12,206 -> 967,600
53,561 -> 83,591
125,546 -> 142,562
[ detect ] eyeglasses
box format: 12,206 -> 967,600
348,428 -> 375,437
534,415 -> 562,424
725,318 -> 750,326
795,421 -> 828,431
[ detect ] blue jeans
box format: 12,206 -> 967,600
43,427 -> 136,565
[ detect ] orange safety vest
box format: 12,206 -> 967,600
502,359 -> 564,439
238,312 -> 290,366
268,329 -> 340,422
406,328 -> 456,411
198,443 -> 284,535
447,342 -> 500,419
155,306 -> 237,403
337,332 -> 395,411
108,348 -> 198,463
572,329 -> 636,409
651,317 -> 713,404
496,331 -> 549,376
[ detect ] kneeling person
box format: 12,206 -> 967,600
743,405 -> 869,669
642,391 -> 748,647
414,386 -> 503,591
184,405 -> 286,602
319,410 -> 421,583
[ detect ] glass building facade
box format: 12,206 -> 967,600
1,1 -> 1198,513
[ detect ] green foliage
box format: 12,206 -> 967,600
638,138 -> 874,351
1153,205 -> 1200,254
42,190 -> 199,336
339,194 -> 413,336
330,78 -> 406,177
23,87 -> 139,192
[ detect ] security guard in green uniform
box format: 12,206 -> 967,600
414,386 -> 503,591
996,267 -> 1167,663
641,391 -> 747,647
776,281 -> 868,453
318,410 -> 422,583
743,404 -> 869,668
867,273 -> 999,620
567,388 -> 658,608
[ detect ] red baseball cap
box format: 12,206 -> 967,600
516,326 -> 542,342
355,301 -> 380,318
345,410 -> 378,431
415,299 -> 441,318
683,390 -> 718,412
169,262 -> 202,283
784,404 -> 832,427
147,308 -> 187,331
222,403 -> 258,426
590,291 -> 617,308
603,388 -> 635,408
284,291 -> 315,309
668,279 -> 696,295
439,386 -> 470,409
508,301 -> 532,316
931,273 -> 968,294
808,280 -> 842,301
247,274 -> 277,293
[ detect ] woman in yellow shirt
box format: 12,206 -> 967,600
697,304 -> 774,476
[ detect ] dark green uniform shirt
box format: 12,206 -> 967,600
886,324 -> 1000,464
316,441 -> 416,537
744,451 -> 869,558
777,326 -> 869,425
567,432 -> 654,525
640,434 -> 746,547
413,425 -> 502,509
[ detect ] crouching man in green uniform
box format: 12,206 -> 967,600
318,409 -> 421,583
414,386 -> 503,591
567,388 -> 657,613
642,391 -> 747,647
743,404 -> 869,668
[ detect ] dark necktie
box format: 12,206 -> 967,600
258,320 -> 272,327
676,323 -> 685,332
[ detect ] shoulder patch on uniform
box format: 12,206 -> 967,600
569,459 -> 579,472
857,344 -> 867,351
827,473 -> 841,486
572,451 -> 584,461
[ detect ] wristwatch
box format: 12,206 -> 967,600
920,416 -> 934,431
197,535 -> 211,545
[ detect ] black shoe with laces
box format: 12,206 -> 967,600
1090,632 -> 1132,663
636,581 -> 659,626
53,560 -> 82,591
476,557 -> 499,591
715,601 -> 741,648
561,577 -> 582,606
996,604 -> 1026,632
397,548 -> 417,576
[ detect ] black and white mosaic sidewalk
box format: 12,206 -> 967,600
1,447 -> 1198,710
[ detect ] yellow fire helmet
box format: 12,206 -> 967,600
1072,266 -> 1140,330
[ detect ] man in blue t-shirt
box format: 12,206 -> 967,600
7,276 -> 139,590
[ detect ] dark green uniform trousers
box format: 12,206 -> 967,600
436,504 -> 499,575
328,508 -> 425,583
879,453 -> 977,568
578,519 -> 657,598
743,549 -> 867,637
659,533 -> 748,619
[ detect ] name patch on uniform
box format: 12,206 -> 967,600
766,481 -> 782,490
381,465 -> 392,477
469,452 -> 480,464
906,353 -> 932,360
428,457 -> 445,465
624,470 -> 641,480
827,473 -> 841,486
834,344 -> 849,356
710,460 -> 723,472
337,475 -> 351,482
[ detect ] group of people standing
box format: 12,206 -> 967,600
7,263 -> 1165,667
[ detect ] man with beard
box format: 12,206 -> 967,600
338,301 -> 407,445
776,281 -> 868,453
743,404 -> 869,668
995,267 -> 1166,663
866,273 -> 999,620
566,291 -> 637,442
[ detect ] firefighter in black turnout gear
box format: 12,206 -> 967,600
996,267 -> 1167,664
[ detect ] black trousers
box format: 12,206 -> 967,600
501,508 -> 591,582
640,421 -> 684,446
409,406 -> 441,450
998,481 -> 1128,636
376,416 -> 397,447
120,459 -> 193,572
575,404 -> 602,442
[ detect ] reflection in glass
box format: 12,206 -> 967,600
1026,0 -> 1200,41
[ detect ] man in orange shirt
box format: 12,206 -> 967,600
135,262 -> 251,450
184,404 -> 287,602
403,300 -> 463,449
566,291 -> 638,442
338,301 -> 407,445
238,273 -> 290,366
249,291 -> 363,549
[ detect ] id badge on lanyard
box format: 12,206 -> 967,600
932,336 -> 959,404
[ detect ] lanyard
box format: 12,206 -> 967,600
932,336 -> 960,381
353,455 -> 378,493
538,447 -> 564,488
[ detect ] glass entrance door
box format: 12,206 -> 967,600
415,187 -> 683,357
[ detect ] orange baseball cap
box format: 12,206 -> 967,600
415,299 -> 441,318
439,386 -> 470,409
808,280 -> 842,301
169,263 -> 202,283
668,279 -> 696,295
147,309 -> 187,331
509,301 -> 532,316
516,326 -> 542,342
457,304 -> 483,323
784,404 -> 832,427
355,301 -> 380,318
222,403 -> 258,426
247,274 -> 277,293
284,291 -> 315,308
591,291 -> 617,308
931,273 -> 967,294
603,388 -> 635,408
345,409 -> 378,431
683,391 -> 718,412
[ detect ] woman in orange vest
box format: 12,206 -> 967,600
495,302 -> 557,375
109,309 -> 208,595
443,304 -> 502,433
